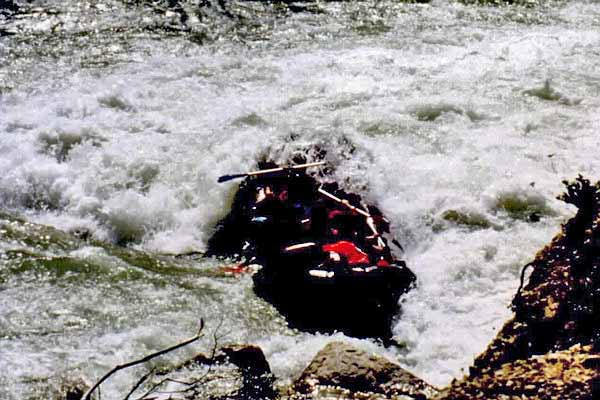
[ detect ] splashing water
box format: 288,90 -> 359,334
2,0 -> 600,398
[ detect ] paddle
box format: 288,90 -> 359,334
217,161 -> 326,183
317,188 -> 370,217
317,187 -> 386,248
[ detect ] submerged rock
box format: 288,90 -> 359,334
0,211 -> 217,288
292,341 -> 438,400
440,209 -> 494,230
524,80 -> 581,106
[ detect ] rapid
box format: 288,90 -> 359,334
1,0 -> 600,398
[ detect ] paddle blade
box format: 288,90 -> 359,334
217,173 -> 246,183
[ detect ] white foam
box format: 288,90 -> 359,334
2,1 -> 600,395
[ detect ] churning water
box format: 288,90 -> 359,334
1,0 -> 600,398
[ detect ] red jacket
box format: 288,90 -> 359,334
322,240 -> 370,265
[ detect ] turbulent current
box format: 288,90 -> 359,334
1,0 -> 600,398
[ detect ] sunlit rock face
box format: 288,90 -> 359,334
438,344 -> 600,400
292,341 -> 438,399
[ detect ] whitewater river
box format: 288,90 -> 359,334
1,0 -> 600,398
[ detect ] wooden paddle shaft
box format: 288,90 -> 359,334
317,188 -> 370,217
247,161 -> 326,177
318,188 -> 386,247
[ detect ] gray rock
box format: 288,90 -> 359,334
293,342 -> 438,399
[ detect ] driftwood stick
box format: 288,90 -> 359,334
123,367 -> 155,400
134,376 -> 172,400
84,319 -> 205,400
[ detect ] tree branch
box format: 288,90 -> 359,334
123,367 -> 155,400
83,319 -> 205,400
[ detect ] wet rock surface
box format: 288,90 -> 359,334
436,344 -> 600,400
292,341 -> 438,400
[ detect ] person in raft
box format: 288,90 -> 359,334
321,199 -> 394,269
218,161 -> 399,276
282,185 -> 395,271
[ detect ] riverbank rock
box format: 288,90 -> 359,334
435,176 -> 600,399
220,344 -> 272,375
470,177 -> 600,371
292,341 -> 438,399
437,344 -> 600,400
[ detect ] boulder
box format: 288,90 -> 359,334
101,344 -> 276,400
293,341 -> 438,399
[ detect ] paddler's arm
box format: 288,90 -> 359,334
366,216 -> 386,248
